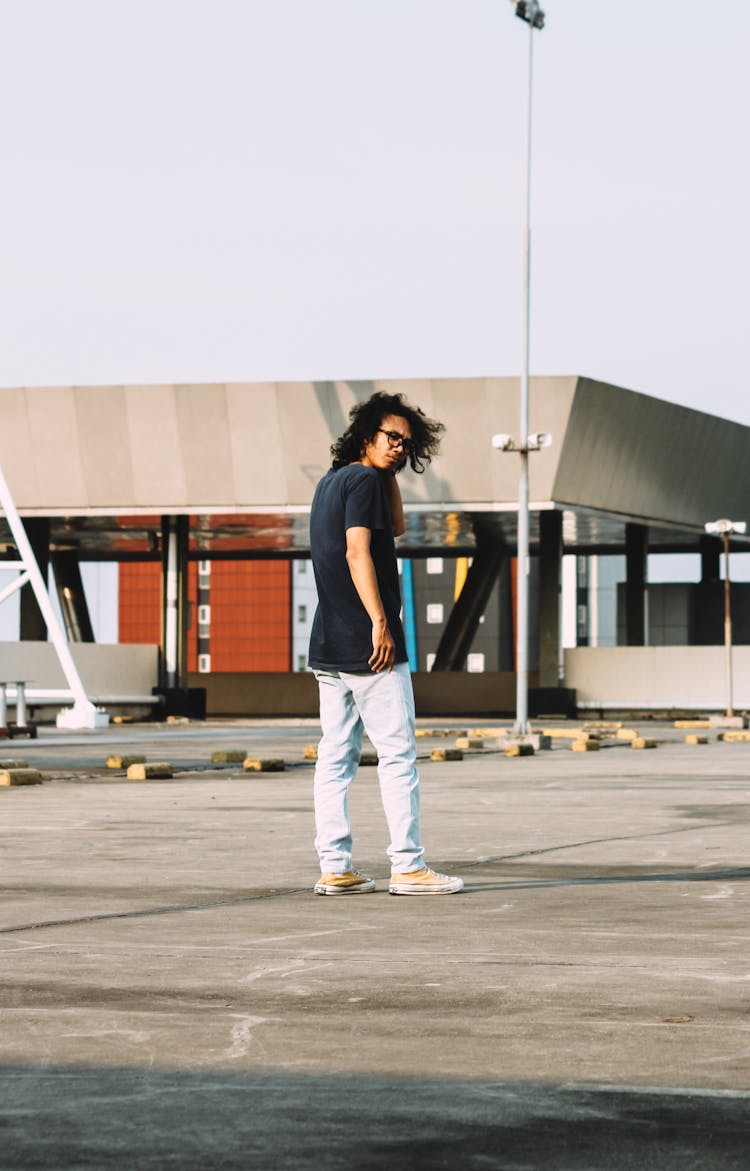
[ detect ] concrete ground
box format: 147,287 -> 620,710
1,716 -> 749,1169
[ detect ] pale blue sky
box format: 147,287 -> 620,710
2,0 -> 749,424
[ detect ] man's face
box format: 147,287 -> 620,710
361,414 -> 413,473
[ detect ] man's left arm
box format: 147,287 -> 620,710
380,469 -> 405,537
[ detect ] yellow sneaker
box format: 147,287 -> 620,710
389,867 -> 464,895
314,869 -> 376,895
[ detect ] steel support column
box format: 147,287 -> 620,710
51,551 -> 95,642
431,520 -> 507,672
625,522 -> 648,646
693,535 -> 723,645
19,518 -> 50,640
538,509 -> 562,686
160,515 -> 190,691
700,534 -> 721,582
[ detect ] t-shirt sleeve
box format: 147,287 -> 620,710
343,469 -> 386,532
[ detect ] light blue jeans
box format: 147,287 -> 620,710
313,663 -> 424,874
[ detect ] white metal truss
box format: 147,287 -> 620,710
0,461 -> 109,730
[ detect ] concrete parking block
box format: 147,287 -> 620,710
106,754 -> 147,769
572,739 -> 600,752
504,742 -> 534,757
358,752 -> 379,766
541,728 -> 591,741
717,730 -> 750,743
455,737 -> 485,749
616,728 -> 640,740
0,758 -> 22,769
674,720 -> 711,729
126,762 -> 174,780
210,750 -> 248,764
243,757 -> 286,772
415,728 -> 467,738
685,735 -> 709,745
631,738 -> 657,750
303,744 -> 318,760
430,747 -> 464,761
0,767 -> 43,786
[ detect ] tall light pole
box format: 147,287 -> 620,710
704,519 -> 747,717
493,1 -> 546,735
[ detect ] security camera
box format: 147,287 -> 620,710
527,432 -> 552,450
491,433 -> 516,451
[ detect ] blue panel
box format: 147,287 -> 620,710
401,558 -> 418,671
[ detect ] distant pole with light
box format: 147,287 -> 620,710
704,519 -> 747,717
502,0 -> 546,735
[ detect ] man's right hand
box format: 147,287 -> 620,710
369,619 -> 395,673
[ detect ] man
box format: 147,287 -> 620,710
308,391 -> 464,896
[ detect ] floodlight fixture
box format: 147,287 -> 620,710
705,519 -> 747,536
513,1 -> 545,30
491,432 -> 552,454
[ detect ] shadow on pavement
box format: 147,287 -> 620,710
2,1065 -> 748,1169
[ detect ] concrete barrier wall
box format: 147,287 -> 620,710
564,646 -> 750,711
8,641 -> 741,716
0,643 -> 515,717
187,671 -> 518,718
0,642 -> 159,700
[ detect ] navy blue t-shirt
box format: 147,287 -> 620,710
308,464 -> 407,672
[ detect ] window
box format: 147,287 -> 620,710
297,653 -> 307,671
297,604 -> 307,623
197,604 -> 211,625
467,653 -> 485,673
426,558 -> 444,575
425,652 -> 436,670
198,653 -> 211,673
426,603 -> 444,624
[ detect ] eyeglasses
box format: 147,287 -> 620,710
377,428 -> 415,456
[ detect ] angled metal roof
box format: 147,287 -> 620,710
1,377 -> 748,556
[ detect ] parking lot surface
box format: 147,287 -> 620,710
1,717 -> 749,1168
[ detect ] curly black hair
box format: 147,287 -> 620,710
330,391 -> 444,474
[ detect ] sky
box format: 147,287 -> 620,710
1,0 -> 749,425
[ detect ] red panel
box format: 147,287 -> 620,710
118,563 -> 160,644
118,560 -> 290,671
186,561 -> 198,673
210,562 -> 291,671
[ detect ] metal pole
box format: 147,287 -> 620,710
723,533 -> 734,717
15,681 -> 28,728
164,521 -> 179,690
515,12 -> 535,734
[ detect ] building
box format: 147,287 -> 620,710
1,376 -> 749,715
